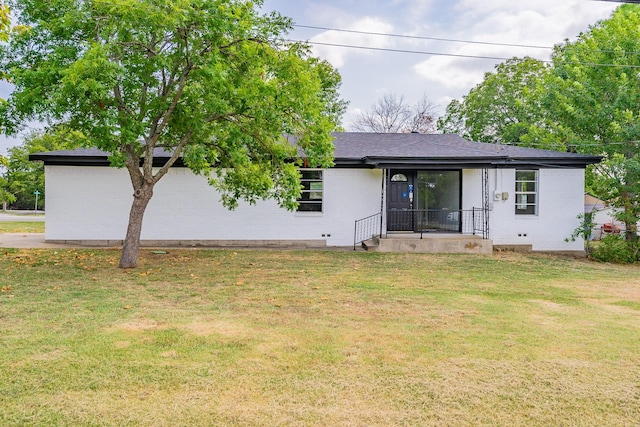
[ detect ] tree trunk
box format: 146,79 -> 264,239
623,149 -> 638,243
625,219 -> 638,243
119,184 -> 154,268
621,189 -> 638,243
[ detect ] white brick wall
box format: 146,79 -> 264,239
45,166 -> 384,247
487,168 -> 585,251
44,165 -> 586,251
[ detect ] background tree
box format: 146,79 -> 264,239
0,176 -> 15,211
351,93 -> 438,133
436,57 -> 564,148
438,5 -> 640,257
547,4 -> 640,243
0,154 -> 15,211
3,127 -> 83,210
1,0 -> 345,268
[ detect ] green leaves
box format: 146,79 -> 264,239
438,6 -> 640,244
548,6 -> 640,237
1,0 -> 345,266
437,57 -> 551,147
550,6 -> 640,150
1,0 -> 344,197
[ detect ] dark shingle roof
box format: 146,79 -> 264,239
331,133 -> 600,168
30,132 -> 601,169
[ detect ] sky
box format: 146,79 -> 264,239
261,0 -> 620,127
0,0 -> 621,155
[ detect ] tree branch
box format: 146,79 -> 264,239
122,144 -> 144,190
116,41 -> 159,57
153,64 -> 193,140
152,131 -> 192,185
113,85 -> 135,117
137,82 -> 149,122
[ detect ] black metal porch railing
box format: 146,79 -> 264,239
387,208 -> 489,238
472,207 -> 490,239
354,208 -> 489,250
353,212 -> 383,250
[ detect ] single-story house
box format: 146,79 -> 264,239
30,133 -> 601,253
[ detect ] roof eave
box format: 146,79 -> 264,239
362,156 -> 509,169
499,156 -> 603,168
29,153 -> 186,168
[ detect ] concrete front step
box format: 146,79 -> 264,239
361,238 -> 380,251
364,235 -> 492,254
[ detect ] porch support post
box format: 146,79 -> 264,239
380,169 -> 386,238
483,168 -> 490,239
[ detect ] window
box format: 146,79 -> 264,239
391,173 -> 408,182
515,170 -> 538,215
298,170 -> 323,212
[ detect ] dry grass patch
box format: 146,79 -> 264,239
1,249 -> 640,425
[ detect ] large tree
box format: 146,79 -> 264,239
0,0 -> 345,268
547,5 -> 640,241
437,57 -> 567,149
437,6 -> 640,247
351,93 -> 438,134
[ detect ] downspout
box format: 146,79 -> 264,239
380,168 -> 386,238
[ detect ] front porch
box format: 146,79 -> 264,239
361,233 -> 493,254
352,167 -> 492,254
354,207 -> 492,254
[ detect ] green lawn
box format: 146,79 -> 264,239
0,221 -> 45,233
1,249 -> 639,426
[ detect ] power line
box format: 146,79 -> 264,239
292,40 -> 517,62
293,24 -> 640,57
293,39 -> 640,69
294,24 -> 552,50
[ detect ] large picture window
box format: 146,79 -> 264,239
297,170 -> 323,212
515,170 -> 538,215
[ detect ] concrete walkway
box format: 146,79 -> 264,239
0,233 -> 75,249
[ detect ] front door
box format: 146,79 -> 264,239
387,172 -> 414,231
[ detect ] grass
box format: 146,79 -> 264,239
1,249 -> 640,426
0,221 -> 45,233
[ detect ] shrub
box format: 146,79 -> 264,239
590,234 -> 639,264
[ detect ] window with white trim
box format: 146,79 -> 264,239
297,170 -> 323,212
515,170 -> 538,215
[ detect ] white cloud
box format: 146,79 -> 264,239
412,0 -> 617,97
414,56 -> 488,91
310,17 -> 394,67
454,0 -> 616,45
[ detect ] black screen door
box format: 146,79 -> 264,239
416,171 -> 462,232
